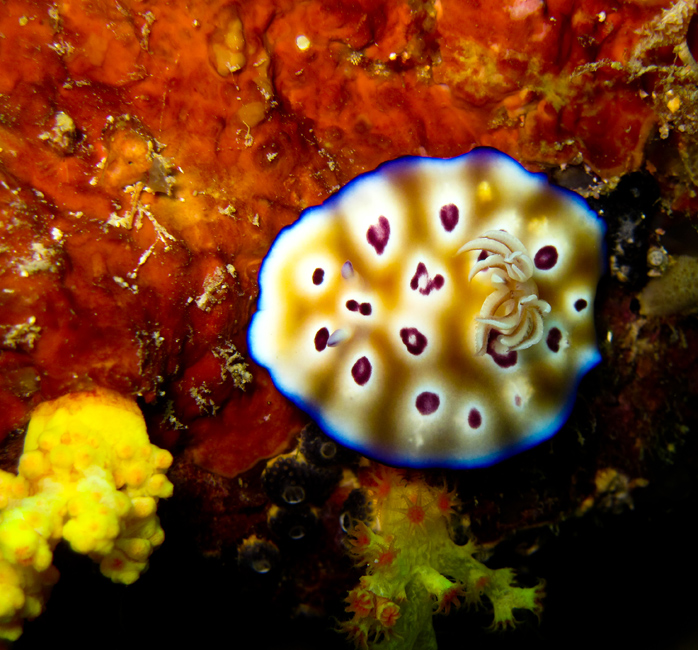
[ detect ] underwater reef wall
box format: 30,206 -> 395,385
1,0 -> 698,648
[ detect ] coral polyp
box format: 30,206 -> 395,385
0,389 -> 173,641
339,466 -> 544,649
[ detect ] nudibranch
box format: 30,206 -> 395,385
248,149 -> 605,468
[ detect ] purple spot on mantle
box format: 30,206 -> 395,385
546,327 -> 562,353
410,262 -> 445,296
351,356 -> 372,386
367,216 -> 390,255
416,391 -> 440,415
347,300 -> 372,315
400,327 -> 428,355
312,268 -> 324,285
574,298 -> 588,312
515,395 -> 522,407
467,408 -> 482,429
477,250 -> 489,262
439,204 -> 459,232
486,330 -> 518,368
410,263 -> 426,290
534,245 -> 558,270
314,328 -> 329,351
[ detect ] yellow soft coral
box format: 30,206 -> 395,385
0,388 -> 173,641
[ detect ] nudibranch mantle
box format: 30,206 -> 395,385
248,149 -> 605,468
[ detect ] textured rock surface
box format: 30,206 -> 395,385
1,0 -> 690,477
1,0 -> 698,647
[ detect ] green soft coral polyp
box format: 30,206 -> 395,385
340,465 -> 544,649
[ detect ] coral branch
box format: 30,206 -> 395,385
340,465 -> 544,649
